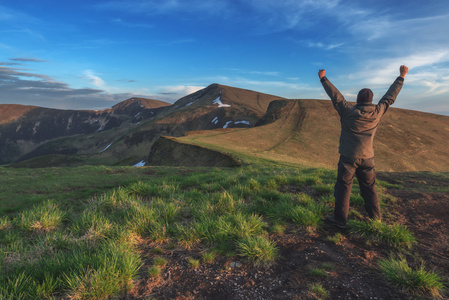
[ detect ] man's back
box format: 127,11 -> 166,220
320,75 -> 404,159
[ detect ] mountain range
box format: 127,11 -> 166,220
1,83 -> 449,171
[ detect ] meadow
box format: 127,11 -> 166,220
0,162 -> 446,299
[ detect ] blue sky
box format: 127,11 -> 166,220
1,0 -> 449,115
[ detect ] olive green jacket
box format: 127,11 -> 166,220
320,76 -> 404,159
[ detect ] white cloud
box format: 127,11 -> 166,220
96,0 -> 230,16
157,85 -> 204,97
346,50 -> 449,91
307,41 -> 344,50
84,70 -> 106,88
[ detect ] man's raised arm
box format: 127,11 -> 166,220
378,65 -> 408,113
319,69 -> 348,115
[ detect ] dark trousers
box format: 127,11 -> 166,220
334,155 -> 381,223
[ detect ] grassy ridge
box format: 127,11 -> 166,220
178,99 -> 449,172
0,164 -> 445,299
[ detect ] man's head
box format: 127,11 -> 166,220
357,88 -> 373,104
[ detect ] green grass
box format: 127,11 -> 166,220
14,200 -> 66,233
310,268 -> 329,278
0,164 -> 443,298
349,220 -> 416,249
153,257 -> 168,267
201,251 -> 216,264
187,258 -> 200,269
148,266 -> 161,278
0,216 -> 11,230
308,283 -> 329,299
236,236 -> 278,266
379,255 -> 445,298
0,165 -> 164,216
327,233 -> 345,244
310,263 -> 334,278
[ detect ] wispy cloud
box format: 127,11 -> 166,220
306,41 -> 344,51
83,70 -> 106,88
347,50 -> 449,87
157,85 -> 204,96
111,18 -> 154,29
10,57 -> 48,63
0,65 -> 106,107
0,61 -> 21,66
0,5 -> 44,41
0,65 -> 162,109
242,0 -> 342,32
96,0 -> 230,16
116,79 -> 137,83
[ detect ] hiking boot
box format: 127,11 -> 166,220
325,215 -> 347,229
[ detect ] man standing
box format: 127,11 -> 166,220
319,65 -> 408,228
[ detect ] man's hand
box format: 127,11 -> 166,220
318,69 -> 326,79
400,65 -> 408,78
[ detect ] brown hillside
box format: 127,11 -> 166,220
0,104 -> 38,124
178,99 -> 449,172
111,97 -> 171,112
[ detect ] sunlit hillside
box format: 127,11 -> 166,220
176,99 -> 449,172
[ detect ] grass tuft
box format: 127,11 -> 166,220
379,255 -> 445,298
153,256 -> 168,267
270,224 -> 286,234
308,283 -> 329,299
327,233 -> 345,244
236,236 -> 278,266
201,251 -> 216,264
310,268 -> 329,278
14,200 -> 66,233
0,216 -> 11,231
187,258 -> 200,269
148,266 -> 161,278
349,220 -> 416,249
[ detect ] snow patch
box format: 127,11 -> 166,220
133,160 -> 146,167
235,120 -> 250,125
213,96 -> 231,108
185,99 -> 197,106
99,143 -> 112,153
223,121 -> 232,128
211,116 -> 219,124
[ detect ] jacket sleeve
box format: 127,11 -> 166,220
377,77 -> 404,115
320,76 -> 349,116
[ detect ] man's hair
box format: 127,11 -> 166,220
357,88 -> 373,104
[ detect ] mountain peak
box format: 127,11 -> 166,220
111,97 -> 171,112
